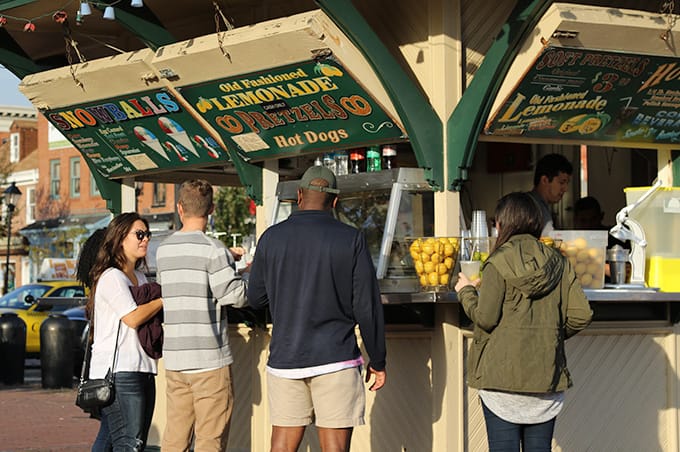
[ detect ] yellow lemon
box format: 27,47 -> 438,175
420,275 -> 428,286
444,243 -> 455,257
420,252 -> 431,263
437,263 -> 448,275
414,261 -> 424,275
423,261 -> 436,274
431,253 -> 442,264
572,237 -> 588,249
421,243 -> 434,255
410,239 -> 422,253
428,272 -> 439,286
444,257 -> 454,269
439,274 -> 450,286
410,249 -> 420,260
439,237 -> 449,245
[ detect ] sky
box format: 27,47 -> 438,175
0,66 -> 33,107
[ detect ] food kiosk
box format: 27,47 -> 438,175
12,1 -> 680,450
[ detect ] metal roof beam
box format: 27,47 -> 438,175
447,0 -> 554,191
315,0 -> 444,190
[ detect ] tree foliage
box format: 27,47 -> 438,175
211,186 -> 255,245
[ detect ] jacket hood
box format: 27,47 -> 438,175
486,234 -> 564,299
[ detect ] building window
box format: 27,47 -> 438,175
70,157 -> 80,198
50,159 -> 61,199
26,187 -> 35,223
9,133 -> 19,163
153,183 -> 166,207
90,172 -> 100,196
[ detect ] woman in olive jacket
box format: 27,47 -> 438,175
455,192 -> 593,452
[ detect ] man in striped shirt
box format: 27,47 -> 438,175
156,179 -> 248,452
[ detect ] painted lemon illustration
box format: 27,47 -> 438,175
314,62 -> 343,77
579,117 -> 602,134
559,113 -> 610,135
559,114 -> 587,133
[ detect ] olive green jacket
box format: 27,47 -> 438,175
457,234 -> 592,393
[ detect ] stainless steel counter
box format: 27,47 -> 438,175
381,288 -> 680,304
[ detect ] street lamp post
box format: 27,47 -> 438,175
3,182 -> 22,295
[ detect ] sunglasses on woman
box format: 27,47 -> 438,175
131,230 -> 152,241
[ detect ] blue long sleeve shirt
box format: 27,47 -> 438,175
247,209 -> 386,371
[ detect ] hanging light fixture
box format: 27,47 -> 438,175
79,1 -> 92,16
103,6 -> 115,20
131,0 -> 144,7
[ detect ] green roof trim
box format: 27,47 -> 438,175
84,158 -> 122,214
0,28 -> 45,77
316,0 -> 444,190
447,0 -> 553,190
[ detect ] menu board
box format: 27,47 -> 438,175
179,59 -> 405,159
485,46 -> 680,145
45,90 -> 229,178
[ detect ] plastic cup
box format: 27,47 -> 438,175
460,260 -> 481,280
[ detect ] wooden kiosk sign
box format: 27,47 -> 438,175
485,46 -> 680,146
44,59 -> 403,179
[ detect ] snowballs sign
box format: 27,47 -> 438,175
485,46 -> 680,145
182,59 -> 404,159
46,90 -> 228,177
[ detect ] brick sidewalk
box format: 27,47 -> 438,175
0,384 -> 99,452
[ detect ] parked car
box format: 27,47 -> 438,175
0,281 -> 87,356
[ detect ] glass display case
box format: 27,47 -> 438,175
274,168 -> 435,293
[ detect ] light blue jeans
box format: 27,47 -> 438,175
92,372 -> 156,452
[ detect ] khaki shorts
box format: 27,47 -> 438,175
267,367 -> 366,428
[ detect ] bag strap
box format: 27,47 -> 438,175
79,319 -> 122,385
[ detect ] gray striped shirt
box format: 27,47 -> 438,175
156,230 -> 247,371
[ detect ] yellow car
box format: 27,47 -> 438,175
0,281 -> 87,356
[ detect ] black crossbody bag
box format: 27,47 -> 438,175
75,321 -> 121,413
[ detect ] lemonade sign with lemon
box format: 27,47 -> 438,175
409,237 -> 460,291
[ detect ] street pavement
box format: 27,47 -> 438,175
0,360 -> 99,452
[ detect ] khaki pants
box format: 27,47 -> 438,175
162,366 -> 234,452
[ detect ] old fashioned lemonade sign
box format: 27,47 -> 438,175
181,59 -> 405,159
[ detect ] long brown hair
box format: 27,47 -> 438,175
85,212 -> 149,322
492,192 -> 543,253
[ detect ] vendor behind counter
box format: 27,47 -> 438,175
573,196 -> 630,250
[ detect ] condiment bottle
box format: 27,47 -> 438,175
366,146 -> 382,172
382,145 -> 397,170
349,149 -> 365,173
334,150 -> 348,176
323,153 -> 336,174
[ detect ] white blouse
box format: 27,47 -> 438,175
88,267 -> 157,379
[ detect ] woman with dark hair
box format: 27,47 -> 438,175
87,213 -> 163,451
455,192 -> 592,451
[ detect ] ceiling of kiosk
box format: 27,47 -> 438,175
484,3 -> 680,149
17,9 -> 404,180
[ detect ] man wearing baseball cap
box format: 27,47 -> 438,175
248,165 -> 387,451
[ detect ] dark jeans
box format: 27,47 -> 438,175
481,401 -> 556,452
92,372 -> 156,452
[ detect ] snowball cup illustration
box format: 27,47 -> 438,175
158,116 -> 200,157
193,135 -> 221,159
134,126 -> 170,161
